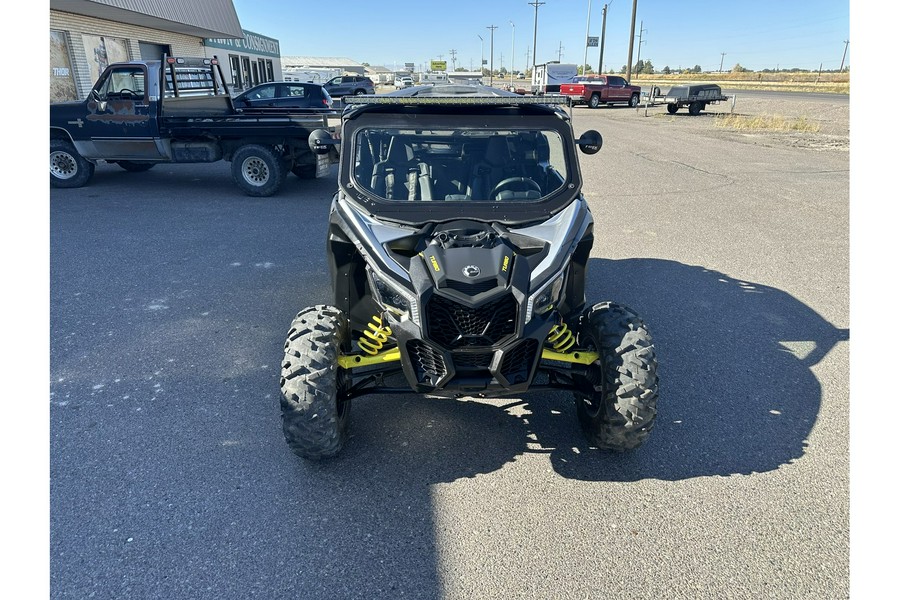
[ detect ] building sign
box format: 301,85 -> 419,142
587,36 -> 599,47
430,60 -> 447,71
204,30 -> 281,58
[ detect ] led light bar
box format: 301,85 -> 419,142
344,95 -> 570,106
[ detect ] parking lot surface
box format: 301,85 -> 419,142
50,93 -> 849,599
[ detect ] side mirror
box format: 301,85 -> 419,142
309,129 -> 338,155
577,130 -> 602,154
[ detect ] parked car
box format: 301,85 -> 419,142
232,81 -> 333,109
394,76 -> 414,89
323,75 -> 376,97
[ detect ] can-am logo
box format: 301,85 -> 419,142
462,265 -> 480,278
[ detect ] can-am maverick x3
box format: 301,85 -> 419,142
280,85 -> 658,459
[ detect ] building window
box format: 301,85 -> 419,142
81,34 -> 129,85
241,56 -> 252,90
50,30 -> 77,102
230,54 -> 242,89
265,60 -> 274,82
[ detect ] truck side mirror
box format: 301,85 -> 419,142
576,130 -> 602,154
309,129 -> 338,155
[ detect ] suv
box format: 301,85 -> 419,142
232,81 -> 333,109
280,85 -> 659,459
323,75 -> 376,97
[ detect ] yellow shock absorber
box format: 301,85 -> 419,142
358,315 -> 393,355
546,322 -> 576,353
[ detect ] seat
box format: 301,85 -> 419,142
468,136 -> 512,200
370,137 -> 433,201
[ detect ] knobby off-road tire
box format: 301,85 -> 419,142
231,144 -> 285,197
280,305 -> 351,459
574,302 -> 659,451
50,139 -> 94,188
116,161 -> 155,172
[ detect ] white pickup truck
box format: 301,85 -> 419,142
394,76 -> 414,89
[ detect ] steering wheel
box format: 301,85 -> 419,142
116,88 -> 137,98
489,177 -> 542,200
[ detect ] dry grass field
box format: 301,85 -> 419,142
630,71 -> 849,94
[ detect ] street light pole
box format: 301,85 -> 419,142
487,25 -> 498,86
582,0 -> 592,76
510,21 -> 515,79
477,34 -> 484,77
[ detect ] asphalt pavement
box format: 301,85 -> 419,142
49,95 -> 849,599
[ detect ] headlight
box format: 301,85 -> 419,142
526,270 -> 565,322
368,268 -> 420,325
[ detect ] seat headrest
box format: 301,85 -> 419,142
484,136 -> 510,166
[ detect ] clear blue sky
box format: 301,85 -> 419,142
232,0 -> 850,73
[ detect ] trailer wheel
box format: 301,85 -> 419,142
688,101 -> 703,116
629,93 -> 640,108
667,103 -> 678,114
231,144 -> 285,197
588,93 -> 602,109
50,139 -> 94,188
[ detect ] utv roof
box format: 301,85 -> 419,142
342,84 -> 571,110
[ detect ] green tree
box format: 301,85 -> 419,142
692,65 -> 702,73
662,65 -> 671,75
620,64 -> 627,74
731,63 -> 748,73
577,64 -> 595,75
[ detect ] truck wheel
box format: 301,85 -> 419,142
280,305 -> 351,459
115,161 -> 155,172
688,101 -> 702,116
231,144 -> 285,197
666,103 -> 678,114
629,93 -> 640,108
50,139 -> 94,188
354,89 -> 366,95
573,302 -> 659,451
588,94 -> 601,109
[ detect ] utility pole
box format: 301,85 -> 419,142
598,1 -> 612,74
719,52 -> 726,72
529,1 -> 546,80
557,41 -> 564,62
488,24 -> 498,86
525,47 -> 530,75
510,21 -> 516,78
635,20 -> 646,77
582,0 -> 592,76
840,40 -> 849,72
450,48 -> 457,72
625,0 -> 637,82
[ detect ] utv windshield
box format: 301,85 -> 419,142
350,123 -> 570,203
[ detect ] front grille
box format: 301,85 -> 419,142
452,351 -> 494,371
499,339 -> 539,385
407,340 -> 447,386
426,294 -> 517,349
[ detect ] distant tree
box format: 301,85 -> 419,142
662,65 -> 671,75
620,64 -> 627,74
731,63 -> 748,73
692,65 -> 702,73
641,59 -> 655,74
577,64 -> 594,75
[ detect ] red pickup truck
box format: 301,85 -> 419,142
560,75 -> 641,108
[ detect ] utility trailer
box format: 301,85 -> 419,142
661,84 -> 731,115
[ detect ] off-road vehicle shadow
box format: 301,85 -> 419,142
530,257 -> 849,481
